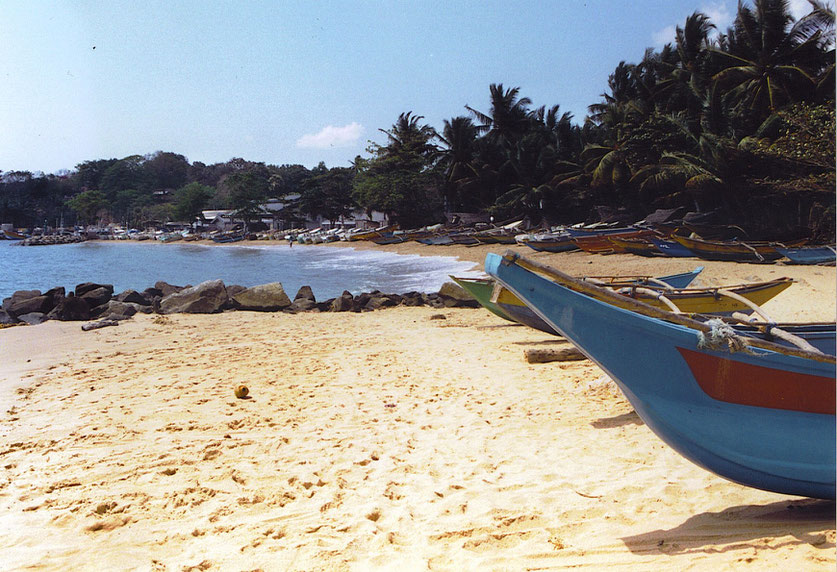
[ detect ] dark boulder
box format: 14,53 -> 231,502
437,282 -> 479,308
226,284 -> 247,298
0,308 -> 17,324
143,286 -> 164,299
288,285 -> 317,312
401,292 -> 425,307
79,285 -> 114,309
47,294 -> 91,321
231,283 -> 292,311
155,281 -> 186,297
294,285 -> 315,302
115,289 -> 151,306
44,286 -> 66,306
365,293 -> 402,310
100,300 -> 138,318
159,279 -> 228,314
3,290 -> 52,318
75,282 -> 113,298
17,312 -> 47,325
330,291 -> 354,312
351,292 -> 372,312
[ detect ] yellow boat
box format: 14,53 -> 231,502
491,277 -> 794,335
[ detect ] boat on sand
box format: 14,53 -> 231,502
485,251 -> 836,500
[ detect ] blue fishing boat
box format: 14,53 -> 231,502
775,245 -> 836,265
485,252 -> 836,499
650,237 -> 695,258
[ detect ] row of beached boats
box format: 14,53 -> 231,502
452,254 -> 835,500
327,220 -> 836,265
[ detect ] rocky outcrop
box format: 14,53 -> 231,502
47,294 -> 91,321
115,289 -> 152,306
363,292 -> 402,311
158,279 -> 228,314
155,281 -> 187,298
437,281 -> 479,308
2,278 -> 480,326
231,283 -> 292,311
76,283 -> 114,310
17,312 -> 47,325
287,286 -> 317,312
330,291 -> 354,312
3,290 -> 52,318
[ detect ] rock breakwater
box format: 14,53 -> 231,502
0,279 -> 478,329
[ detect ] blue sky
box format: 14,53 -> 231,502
0,0 -> 816,175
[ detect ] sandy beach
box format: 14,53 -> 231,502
1,242 -> 834,570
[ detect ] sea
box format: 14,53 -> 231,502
0,240 -> 482,301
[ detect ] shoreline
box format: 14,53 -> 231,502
82,236 -> 837,320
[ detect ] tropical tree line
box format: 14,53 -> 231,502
1,0 -> 834,237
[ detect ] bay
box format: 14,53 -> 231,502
0,241 -> 480,301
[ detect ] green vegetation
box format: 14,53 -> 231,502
1,1 -> 833,239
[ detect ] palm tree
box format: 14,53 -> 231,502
654,12 -> 716,129
434,116 -> 479,212
712,0 -> 826,126
380,112 -> 437,157
465,84 -> 534,149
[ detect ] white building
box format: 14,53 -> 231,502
202,197 -> 387,232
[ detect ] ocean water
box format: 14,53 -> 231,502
0,240 -> 481,301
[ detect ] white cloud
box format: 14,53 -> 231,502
788,0 -> 812,20
296,122 -> 363,149
702,1 -> 733,33
652,24 -> 677,47
652,2 -> 734,47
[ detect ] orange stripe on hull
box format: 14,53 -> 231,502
677,348 -> 835,414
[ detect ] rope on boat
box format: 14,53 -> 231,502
697,319 -> 757,354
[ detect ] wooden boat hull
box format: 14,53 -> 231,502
346,225 -> 398,241
574,230 -> 656,254
450,277 -> 514,322
651,238 -> 695,258
776,246 -> 836,265
486,267 -> 705,335
523,237 -> 579,253
673,236 -> 784,262
485,252 -> 836,499
608,236 -> 661,257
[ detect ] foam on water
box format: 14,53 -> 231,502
0,241 -> 482,300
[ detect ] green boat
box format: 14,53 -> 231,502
450,276 -> 515,322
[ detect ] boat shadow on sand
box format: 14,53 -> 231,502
621,498 -> 835,556
590,410 -> 644,428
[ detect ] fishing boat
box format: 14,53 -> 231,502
211,231 -> 245,243
464,267 -> 704,335
672,235 -> 791,263
345,224 -> 398,242
485,252 -> 836,499
494,272 -> 790,334
608,235 -> 662,257
450,277 -> 515,322
573,229 -> 657,254
775,245 -> 836,266
651,237 -> 695,258
520,232 -> 579,253
2,229 -> 26,240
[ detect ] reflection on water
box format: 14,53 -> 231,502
0,241 -> 480,300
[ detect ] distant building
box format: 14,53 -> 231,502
201,198 -> 387,232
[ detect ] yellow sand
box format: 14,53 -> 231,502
0,242 -> 834,571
